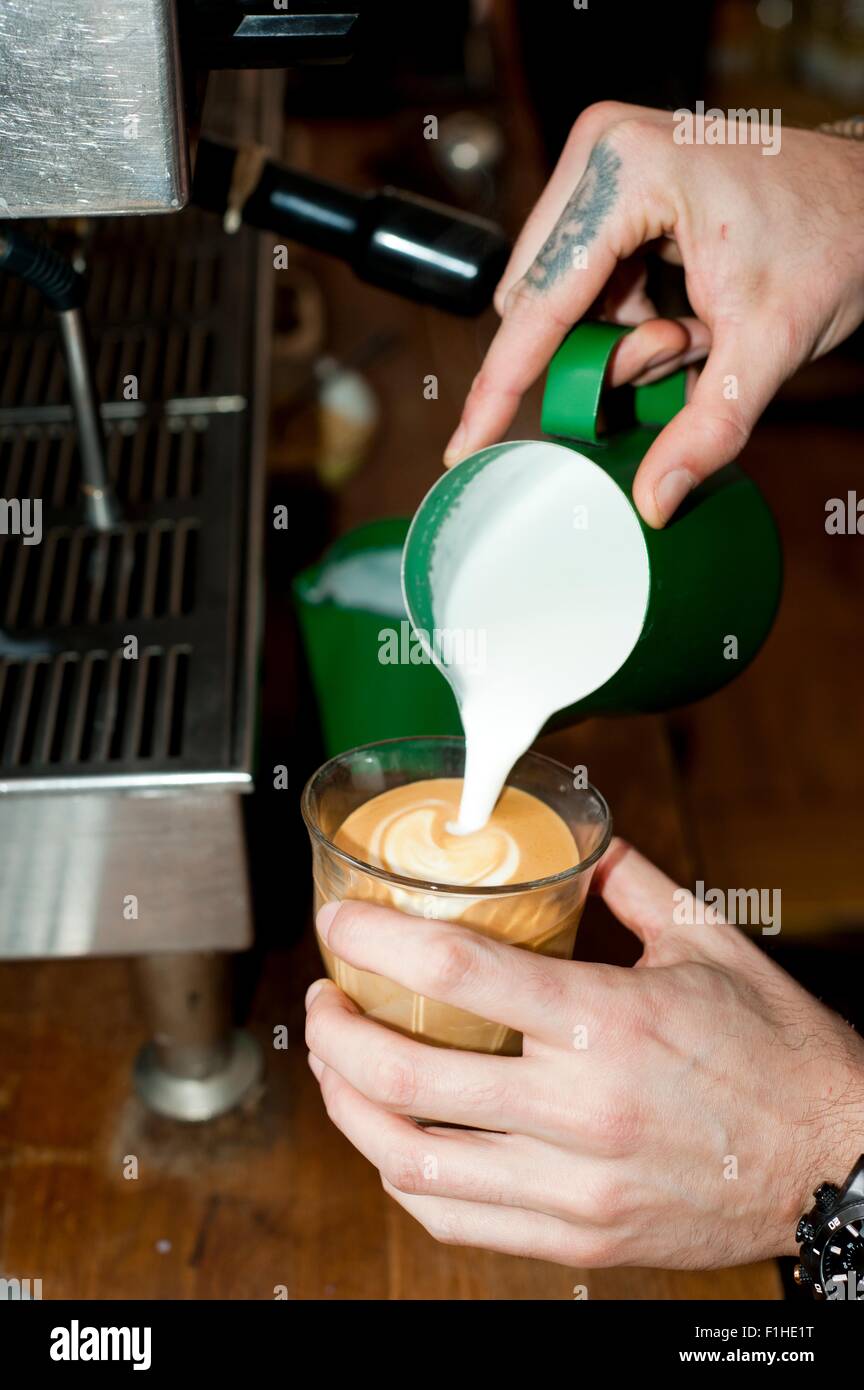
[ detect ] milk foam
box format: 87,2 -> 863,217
368,796 -> 520,885
414,442 -> 650,832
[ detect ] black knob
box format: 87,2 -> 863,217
793,1263 -> 812,1287
796,1218 -> 815,1244
814,1183 -> 839,1212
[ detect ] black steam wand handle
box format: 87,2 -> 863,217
193,137 -> 510,317
0,226 -> 120,530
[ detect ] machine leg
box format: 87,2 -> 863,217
131,952 -> 263,1121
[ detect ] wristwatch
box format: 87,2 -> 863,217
794,1154 -> 864,1300
818,117 -> 864,141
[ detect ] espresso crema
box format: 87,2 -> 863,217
334,777 -> 577,888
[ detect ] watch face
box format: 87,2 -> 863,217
818,1202 -> 864,1301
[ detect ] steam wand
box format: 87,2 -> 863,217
0,226 -> 120,531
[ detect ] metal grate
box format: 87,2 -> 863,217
0,234 -> 229,409
0,208 -> 263,792
1,421 -> 207,508
0,646 -> 190,769
0,521 -> 198,630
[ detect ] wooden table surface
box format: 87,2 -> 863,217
0,920 -> 781,1301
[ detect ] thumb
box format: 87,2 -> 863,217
591,838 -> 692,961
631,320 -> 793,527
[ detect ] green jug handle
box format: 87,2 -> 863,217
540,320 -> 687,445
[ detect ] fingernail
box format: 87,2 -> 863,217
443,423 -> 466,466
316,900 -> 341,944
308,1052 -> 324,1079
305,979 -> 327,1008
654,468 -> 695,524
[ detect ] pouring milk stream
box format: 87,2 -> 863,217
298,319 -> 780,880
403,440 -> 651,837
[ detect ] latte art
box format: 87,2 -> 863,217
334,778 -> 578,892
368,798 -> 520,886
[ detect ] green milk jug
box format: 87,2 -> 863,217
403,320 -> 782,721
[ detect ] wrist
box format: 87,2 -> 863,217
781,1037 -> 864,1257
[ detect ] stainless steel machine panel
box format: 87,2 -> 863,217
0,789 -> 252,956
0,65 -> 279,960
0,0 -> 189,218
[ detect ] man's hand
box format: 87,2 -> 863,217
305,839 -> 864,1269
443,103 -> 864,527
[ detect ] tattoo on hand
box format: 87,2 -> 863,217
526,140 -> 622,293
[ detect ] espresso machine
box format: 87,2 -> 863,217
0,1 -> 508,1119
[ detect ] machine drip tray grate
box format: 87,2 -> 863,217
0,210 -> 260,792
1,520 -> 199,630
0,418 -> 207,508
0,645 -> 190,771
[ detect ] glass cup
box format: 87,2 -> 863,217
301,735 -> 611,1056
